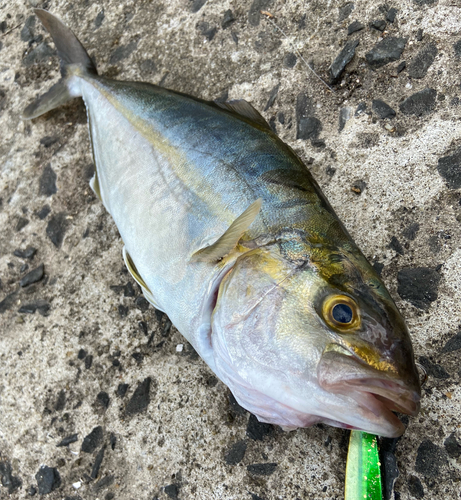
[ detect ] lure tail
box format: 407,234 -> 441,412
22,9 -> 97,119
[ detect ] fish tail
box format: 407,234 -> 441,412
22,9 -> 97,120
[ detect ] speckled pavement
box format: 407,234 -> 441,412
1,1 -> 460,499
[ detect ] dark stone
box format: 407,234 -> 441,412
117,384 -> 129,399
0,460 -> 22,494
397,267 -> 440,309
35,466 -> 61,495
140,59 -> 156,74
109,41 -> 138,64
135,296 -> 149,311
408,475 -> 424,498
414,440 -> 448,477
94,11 -> 105,28
397,61 -> 406,73
81,426 -> 103,453
413,0 -> 436,5
28,485 -> 37,496
93,475 -> 114,491
437,149 -> 461,189
444,433 -> 461,458
19,299 -> 50,316
366,37 -> 406,68
222,10 -> 235,29
402,222 -> 420,240
138,321 -> 148,335
14,246 -> 37,259
78,349 -> 87,360
54,389 -> 66,411
416,28 -> 423,42
197,22 -> 217,41
330,40 -> 359,83
91,447 -> 105,479
40,136 -> 59,148
57,434 -> 78,447
355,102 -> 367,116
248,0 -> 272,26
164,483 -> 180,499
372,99 -> 396,119
352,180 -> 366,194
23,42 -> 56,66
246,414 -> 274,440
338,2 -> 354,21
191,0 -> 207,13
380,449 -> 399,500
389,236 -> 404,255
264,84 -> 280,111
16,217 -> 29,231
0,21 -> 6,33
418,356 -> 449,379
347,20 -> 364,35
247,463 -> 277,476
296,94 -> 320,139
0,292 -> 17,314
372,261 -> 384,276
132,352 -> 144,364
46,212 -> 69,247
283,52 -> 297,68
386,8 -> 398,22
399,88 -> 437,116
224,440 -> 247,465
370,19 -> 386,32
37,205 -> 51,219
269,117 -> 277,133
96,391 -> 110,409
250,494 -> 266,500
39,164 -> 57,196
228,392 -> 247,416
408,43 -> 437,79
19,264 -> 44,287
441,331 -> 461,353
118,304 -> 128,317
454,40 -> 461,58
21,15 -> 36,42
85,354 -> 93,369
110,433 -> 116,450
125,377 -> 151,415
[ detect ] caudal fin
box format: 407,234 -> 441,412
22,9 -> 97,120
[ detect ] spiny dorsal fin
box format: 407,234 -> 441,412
192,199 -> 262,262
214,99 -> 271,130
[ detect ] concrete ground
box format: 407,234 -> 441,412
1,0 -> 460,499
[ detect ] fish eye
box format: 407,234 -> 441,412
322,295 -> 360,331
332,303 -> 353,324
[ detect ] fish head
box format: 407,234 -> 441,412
210,244 -> 421,437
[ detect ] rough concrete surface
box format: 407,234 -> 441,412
1,0 -> 460,499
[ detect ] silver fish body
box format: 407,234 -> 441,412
24,10 -> 421,437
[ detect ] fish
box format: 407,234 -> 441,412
23,9 -> 421,438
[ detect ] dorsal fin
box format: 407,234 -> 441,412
192,199 -> 262,262
214,99 -> 271,130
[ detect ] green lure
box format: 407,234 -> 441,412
345,431 -> 382,500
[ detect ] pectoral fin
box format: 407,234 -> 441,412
122,247 -> 165,312
192,198 -> 262,262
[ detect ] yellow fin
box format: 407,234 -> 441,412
192,199 -> 262,262
122,247 -> 150,291
89,171 -> 101,200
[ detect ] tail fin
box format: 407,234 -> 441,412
22,9 -> 97,120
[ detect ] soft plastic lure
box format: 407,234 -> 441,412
345,431 -> 382,500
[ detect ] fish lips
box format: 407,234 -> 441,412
317,346 -> 421,437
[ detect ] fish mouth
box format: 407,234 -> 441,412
318,345 -> 421,437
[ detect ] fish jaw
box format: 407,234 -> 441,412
317,346 -> 421,437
